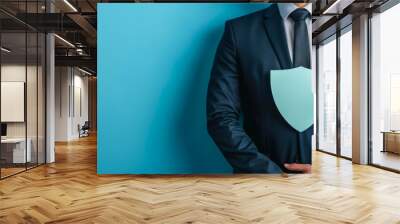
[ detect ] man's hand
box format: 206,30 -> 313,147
284,163 -> 311,173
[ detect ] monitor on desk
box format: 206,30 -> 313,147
1,123 -> 7,138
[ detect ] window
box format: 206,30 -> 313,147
339,29 -> 352,158
370,3 -> 400,171
318,37 -> 337,154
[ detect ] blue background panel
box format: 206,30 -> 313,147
98,3 -> 270,174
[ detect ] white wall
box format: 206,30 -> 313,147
1,65 -> 28,141
55,67 -> 89,141
55,66 -> 70,141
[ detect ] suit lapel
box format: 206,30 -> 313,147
263,4 -> 292,69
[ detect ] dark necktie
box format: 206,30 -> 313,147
289,8 -> 310,68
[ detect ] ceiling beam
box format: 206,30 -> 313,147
66,14 -> 96,36
55,55 -> 96,72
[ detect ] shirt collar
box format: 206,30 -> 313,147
277,3 -> 312,20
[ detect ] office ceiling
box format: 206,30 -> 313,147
0,0 -> 394,74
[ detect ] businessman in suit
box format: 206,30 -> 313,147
206,3 -> 313,173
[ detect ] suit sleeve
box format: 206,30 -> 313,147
206,22 -> 282,173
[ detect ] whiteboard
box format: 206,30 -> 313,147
1,82 -> 25,122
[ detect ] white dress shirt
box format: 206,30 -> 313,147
277,3 -> 312,62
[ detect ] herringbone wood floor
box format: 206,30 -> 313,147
1,134 -> 400,224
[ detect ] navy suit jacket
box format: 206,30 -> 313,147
206,4 -> 313,173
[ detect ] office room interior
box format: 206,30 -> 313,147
0,0 -> 400,223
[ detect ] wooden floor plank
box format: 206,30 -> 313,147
1,134 -> 400,223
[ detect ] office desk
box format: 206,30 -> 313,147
1,138 -> 32,163
382,131 -> 400,154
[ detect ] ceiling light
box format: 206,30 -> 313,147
78,67 -> 93,76
322,0 -> 354,15
63,0 -> 78,12
322,0 -> 342,14
1,47 -> 11,53
76,48 -> 85,55
54,34 -> 75,48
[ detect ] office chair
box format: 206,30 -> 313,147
79,121 -> 90,138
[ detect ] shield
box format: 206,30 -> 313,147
270,67 -> 314,132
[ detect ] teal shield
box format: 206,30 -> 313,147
270,67 -> 314,132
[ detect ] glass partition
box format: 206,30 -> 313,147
27,31 -> 38,169
1,31 -> 28,177
38,32 -> 45,165
0,1 -> 46,179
